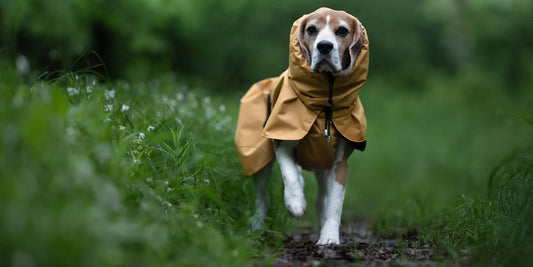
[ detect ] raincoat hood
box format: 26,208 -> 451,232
288,9 -> 368,112
235,8 -> 370,175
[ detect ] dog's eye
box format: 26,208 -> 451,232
306,26 -> 318,36
335,27 -> 349,37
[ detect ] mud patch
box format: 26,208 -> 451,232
274,222 -> 436,266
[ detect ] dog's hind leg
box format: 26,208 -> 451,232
276,140 -> 307,218
251,160 -> 273,230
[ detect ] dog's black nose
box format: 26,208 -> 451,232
317,41 -> 333,54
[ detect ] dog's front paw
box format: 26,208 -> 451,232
317,221 -> 340,245
316,235 -> 340,245
284,190 -> 307,218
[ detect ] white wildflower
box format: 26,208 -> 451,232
16,55 -> 30,75
86,87 -> 93,94
205,106 -> 215,119
147,125 -> 155,132
121,104 -> 130,112
177,92 -> 185,101
118,125 -> 126,131
133,159 -> 140,165
104,89 -> 115,100
140,201 -> 148,210
105,104 -> 113,111
66,87 -> 80,96
146,177 -> 153,183
135,133 -> 145,144
136,133 -> 145,144
163,201 -> 172,207
214,115 -> 232,131
219,105 -> 226,112
66,126 -> 76,137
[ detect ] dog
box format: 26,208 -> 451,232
235,7 -> 369,245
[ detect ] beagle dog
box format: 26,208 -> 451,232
239,8 -> 369,245
298,10 -> 363,75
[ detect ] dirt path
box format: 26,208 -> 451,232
274,221 -> 437,266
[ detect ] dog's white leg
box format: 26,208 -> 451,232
297,165 -> 305,189
314,170 -> 328,229
317,175 -> 345,244
251,161 -> 273,230
276,140 -> 307,218
316,139 -> 350,245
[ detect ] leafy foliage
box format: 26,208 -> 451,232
2,0 -> 533,89
0,66 -> 279,266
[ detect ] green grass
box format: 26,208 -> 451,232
0,67 -> 284,266
341,73 -> 533,264
432,148 -> 533,265
1,62 -> 532,266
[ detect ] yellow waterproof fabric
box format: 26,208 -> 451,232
234,78 -> 276,175
235,8 -> 369,175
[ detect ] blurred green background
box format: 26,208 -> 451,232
2,0 -> 533,90
1,0 -> 533,266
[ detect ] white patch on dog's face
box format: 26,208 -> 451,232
298,10 -> 360,75
311,15 -> 342,73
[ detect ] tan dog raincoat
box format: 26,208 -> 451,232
235,8 -> 370,175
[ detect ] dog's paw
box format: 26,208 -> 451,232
284,191 -> 307,218
317,221 -> 340,245
316,235 -> 340,245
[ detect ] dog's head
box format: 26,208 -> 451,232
297,9 -> 364,75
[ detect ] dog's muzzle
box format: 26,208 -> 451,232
317,40 -> 334,54
312,39 -> 341,73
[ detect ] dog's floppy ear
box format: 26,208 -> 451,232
297,16 -> 312,64
348,17 -> 364,69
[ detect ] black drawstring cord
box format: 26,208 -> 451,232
324,73 -> 335,143
325,108 -> 332,142
327,73 -> 335,107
